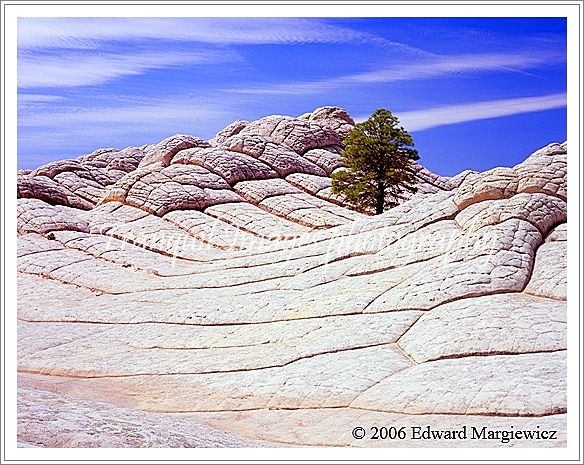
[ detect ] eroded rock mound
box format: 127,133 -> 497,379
16,108 -> 567,448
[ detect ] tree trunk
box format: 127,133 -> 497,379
375,183 -> 385,215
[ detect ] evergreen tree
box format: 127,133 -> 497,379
331,108 -> 419,214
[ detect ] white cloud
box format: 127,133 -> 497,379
19,98 -> 232,128
18,17 -> 429,90
224,52 -> 562,96
354,93 -> 567,131
17,17 -> 422,51
18,49 -> 238,88
18,96 -> 238,164
344,52 -> 558,83
18,93 -> 65,104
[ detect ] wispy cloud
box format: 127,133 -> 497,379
18,95 -> 239,166
354,93 -> 567,131
20,99 -> 232,128
223,51 -> 562,96
18,49 -> 239,88
18,93 -> 65,104
18,17 -> 425,52
17,18 -> 431,90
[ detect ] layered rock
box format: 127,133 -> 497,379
17,107 -> 567,448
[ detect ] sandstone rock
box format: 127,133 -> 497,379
448,169 -> 477,188
18,173 -> 95,210
453,167 -> 518,210
454,193 -> 566,235
81,201 -> 149,234
47,230 -> 197,276
18,313 -> 420,378
286,172 -> 332,195
101,164 -> 243,216
81,146 -> 145,172
103,213 -> 225,261
16,111 -> 568,448
17,234 -> 166,294
234,178 -> 303,204
205,202 -> 310,240
19,346 -> 413,412
211,119 -> 249,145
345,220 -> 461,276
17,198 -> 89,235
164,209 -> 267,250
138,134 -> 211,168
235,115 -> 343,154
302,106 -> 355,125
399,293 -> 566,363
171,146 -> 278,185
18,387 -> 270,447
221,134 -> 327,177
525,238 -> 567,300
351,351 -> 566,416
259,193 -> 354,228
302,147 -> 344,175
413,164 -> 454,191
516,149 -> 567,200
300,106 -> 356,139
547,222 -> 567,242
315,186 -> 347,205
77,147 -> 119,162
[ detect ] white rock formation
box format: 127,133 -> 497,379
17,107 -> 567,448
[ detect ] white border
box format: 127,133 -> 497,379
2,1 -> 581,463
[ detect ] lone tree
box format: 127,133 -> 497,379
331,108 -> 419,215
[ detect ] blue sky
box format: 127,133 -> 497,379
17,17 -> 566,175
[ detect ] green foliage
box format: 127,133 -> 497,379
331,108 -> 420,214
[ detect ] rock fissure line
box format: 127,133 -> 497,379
18,342 -> 394,379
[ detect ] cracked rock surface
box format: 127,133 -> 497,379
17,107 -> 567,448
